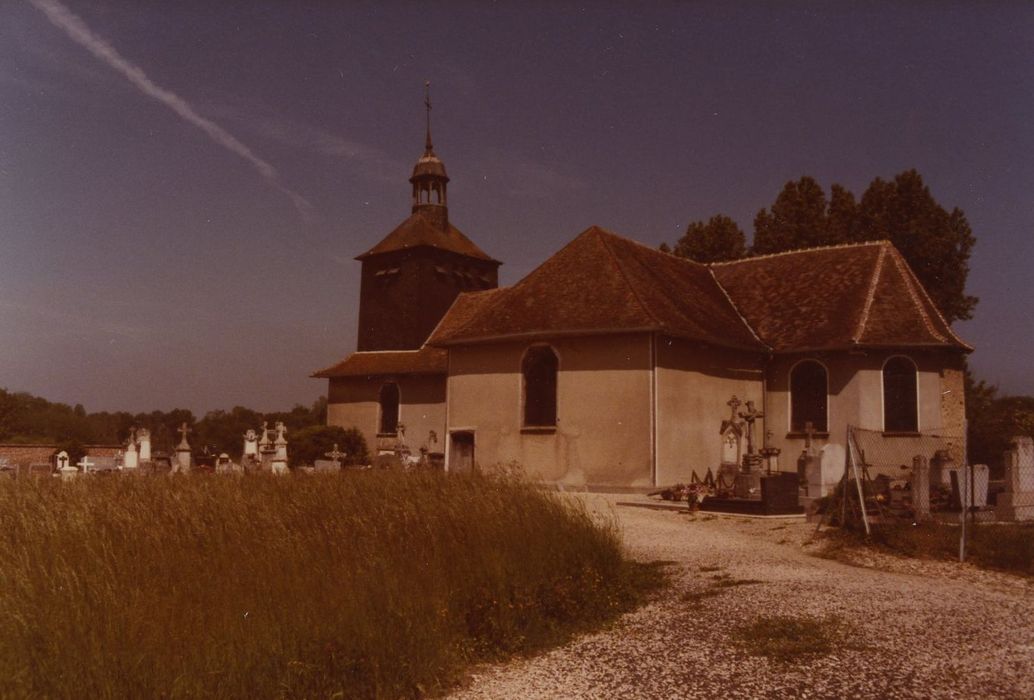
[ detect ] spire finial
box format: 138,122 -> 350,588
423,80 -> 433,154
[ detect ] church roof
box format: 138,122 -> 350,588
429,226 -> 765,350
356,211 -> 498,262
310,346 -> 448,379
712,240 -> 971,352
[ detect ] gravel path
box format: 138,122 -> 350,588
450,495 -> 1034,699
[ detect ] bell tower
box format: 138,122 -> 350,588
354,85 -> 500,352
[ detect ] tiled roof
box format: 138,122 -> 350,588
429,226 -> 765,350
311,346 -> 448,378
712,241 -> 970,352
427,288 -> 509,345
356,211 -> 498,262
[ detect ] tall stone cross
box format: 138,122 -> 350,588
727,395 -> 742,423
738,400 -> 764,455
77,456 -> 94,474
176,422 -> 192,449
325,443 -> 347,464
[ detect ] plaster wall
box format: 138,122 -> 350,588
327,374 -> 446,458
654,336 -> 765,485
446,333 -> 653,488
766,350 -> 966,480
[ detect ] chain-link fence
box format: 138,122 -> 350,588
822,426 -> 1034,565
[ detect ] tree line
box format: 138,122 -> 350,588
0,391 -> 368,466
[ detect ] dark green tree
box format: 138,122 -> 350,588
752,176 -> 829,255
668,214 -> 747,263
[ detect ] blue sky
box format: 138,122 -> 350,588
1,1 -> 1031,414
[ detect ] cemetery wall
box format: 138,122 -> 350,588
0,444 -> 122,469
654,336 -> 764,486
446,333 -> 653,488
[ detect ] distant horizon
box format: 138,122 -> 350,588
3,2 -> 1031,414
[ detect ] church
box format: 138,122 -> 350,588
313,115 -> 970,491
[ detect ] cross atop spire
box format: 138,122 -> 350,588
424,80 -> 433,154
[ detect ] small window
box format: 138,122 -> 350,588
790,360 -> 828,432
522,346 -> 558,427
379,382 -> 400,434
883,357 -> 918,433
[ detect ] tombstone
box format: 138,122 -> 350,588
123,432 -> 139,471
760,430 -> 781,474
271,422 -> 288,474
911,455 -> 931,519
137,428 -> 152,463
173,422 -> 192,473
797,422 -> 821,495
313,460 -> 341,473
814,443 -> 846,498
56,451 -> 77,480
996,436 -> 1034,521
215,452 -> 242,474
243,429 -> 258,460
719,394 -> 744,467
76,456 -> 94,476
88,456 -> 117,472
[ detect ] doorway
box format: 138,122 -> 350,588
449,431 -> 475,473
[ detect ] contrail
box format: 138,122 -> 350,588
28,0 -> 314,219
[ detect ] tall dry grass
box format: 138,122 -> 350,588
0,472 -> 649,698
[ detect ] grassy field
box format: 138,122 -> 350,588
0,472 -> 656,698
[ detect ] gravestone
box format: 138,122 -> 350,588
173,422 -> 192,473
243,429 -> 258,460
137,428 -> 152,463
313,460 -> 341,473
271,422 -> 288,475
911,455 -> 931,519
76,456 -> 94,476
124,430 -> 139,470
996,436 -> 1034,521
733,400 -> 764,498
797,421 -> 821,496
719,396 -> 744,479
814,443 -> 845,498
56,451 -> 77,480
215,452 -> 242,474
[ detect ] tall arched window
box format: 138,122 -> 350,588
883,357 -> 918,433
522,346 -> 558,427
790,360 -> 828,432
379,382 -> 400,435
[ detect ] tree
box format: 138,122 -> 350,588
749,170 -> 977,323
289,425 -> 368,467
752,176 -> 829,255
668,214 -> 747,263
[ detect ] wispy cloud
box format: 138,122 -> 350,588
27,0 -> 314,219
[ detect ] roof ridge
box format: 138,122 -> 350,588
886,247 -> 948,343
889,247 -> 974,349
595,229 -> 665,330
708,267 -> 769,349
712,239 -> 889,266
852,244 -> 887,344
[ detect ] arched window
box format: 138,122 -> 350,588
379,382 -> 400,435
883,357 -> 918,433
790,360 -> 828,433
522,346 -> 558,427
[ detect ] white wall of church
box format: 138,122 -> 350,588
767,350 -> 964,480
327,375 -> 447,459
654,336 -> 765,486
446,333 -> 653,488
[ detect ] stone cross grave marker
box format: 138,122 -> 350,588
325,443 -> 347,464
77,456 -> 94,474
176,422 -> 192,450
738,400 -> 764,457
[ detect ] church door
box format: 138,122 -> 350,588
449,431 -> 475,473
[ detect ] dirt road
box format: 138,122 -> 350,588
451,495 -> 1034,699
